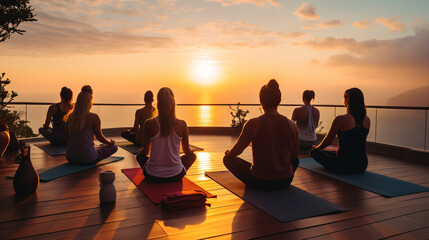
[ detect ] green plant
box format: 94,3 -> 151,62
0,0 -> 37,42
316,121 -> 324,134
0,73 -> 37,137
229,102 -> 249,128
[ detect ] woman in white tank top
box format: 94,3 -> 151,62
292,90 -> 320,151
136,87 -> 196,183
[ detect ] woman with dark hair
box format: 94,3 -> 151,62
223,79 -> 299,190
136,87 -> 196,183
66,86 -> 118,164
39,87 -> 73,145
310,88 -> 370,174
292,90 -> 320,150
121,90 -> 156,146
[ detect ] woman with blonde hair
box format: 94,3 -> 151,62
66,85 -> 117,164
224,79 -> 299,190
136,87 -> 196,183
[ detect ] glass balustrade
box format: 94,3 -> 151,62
6,103 -> 429,151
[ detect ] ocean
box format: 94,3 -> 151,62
9,104 -> 429,152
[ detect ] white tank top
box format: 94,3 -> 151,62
145,117 -> 184,177
298,106 -> 317,141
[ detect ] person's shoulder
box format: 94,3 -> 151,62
293,106 -> 305,112
175,118 -> 187,126
136,107 -> 145,114
49,103 -> 58,110
246,117 -> 259,126
86,112 -> 100,120
312,106 -> 320,112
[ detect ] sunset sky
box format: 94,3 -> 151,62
1,0 -> 428,106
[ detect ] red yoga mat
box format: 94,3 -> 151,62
121,168 -> 215,204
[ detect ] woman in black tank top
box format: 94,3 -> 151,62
310,88 -> 370,174
39,87 -> 73,145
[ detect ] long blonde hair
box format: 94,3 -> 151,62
157,87 -> 176,137
68,89 -> 93,133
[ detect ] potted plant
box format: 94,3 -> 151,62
0,73 -> 19,156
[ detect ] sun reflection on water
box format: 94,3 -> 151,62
198,105 -> 212,126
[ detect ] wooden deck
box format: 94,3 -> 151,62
0,134 -> 428,239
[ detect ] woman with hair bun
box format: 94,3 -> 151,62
292,90 -> 320,151
310,88 -> 370,174
136,87 -> 196,183
66,85 -> 118,164
224,79 -> 299,190
39,87 -> 74,145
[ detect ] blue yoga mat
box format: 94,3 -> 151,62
39,156 -> 124,182
299,158 -> 429,197
205,171 -> 347,222
35,143 -> 67,156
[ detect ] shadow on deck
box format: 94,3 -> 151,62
0,129 -> 428,239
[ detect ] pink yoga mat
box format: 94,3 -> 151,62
122,168 -> 215,204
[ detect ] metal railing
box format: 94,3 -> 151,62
7,102 -> 429,152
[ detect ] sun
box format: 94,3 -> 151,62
190,60 -> 220,86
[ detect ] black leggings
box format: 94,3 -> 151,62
136,153 -> 196,183
310,149 -> 367,174
121,131 -> 139,146
223,156 -> 299,190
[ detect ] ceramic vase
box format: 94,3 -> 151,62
99,170 -> 116,203
0,131 -> 9,158
13,146 -> 39,195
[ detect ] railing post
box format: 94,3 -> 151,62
425,110 -> 428,151
25,104 -> 28,138
375,108 -> 378,143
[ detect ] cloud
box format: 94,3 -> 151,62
316,20 -> 342,29
306,27 -> 429,70
294,2 -> 319,20
0,12 -> 175,56
375,15 -> 405,31
205,0 -> 280,7
169,21 -> 306,49
299,37 -> 379,54
352,20 -> 371,29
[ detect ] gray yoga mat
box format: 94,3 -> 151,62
205,171 -> 347,222
299,158 -> 429,197
35,143 -> 67,156
117,141 -> 204,154
39,156 -> 124,181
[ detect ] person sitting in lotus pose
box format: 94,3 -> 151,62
66,86 -> 118,164
310,88 -> 370,174
224,79 -> 299,190
39,87 -> 73,145
136,87 -> 196,183
121,90 -> 156,146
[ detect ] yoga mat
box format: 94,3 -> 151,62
122,168 -> 215,204
39,156 -> 124,182
205,171 -> 347,222
299,158 -> 429,197
117,141 -> 204,155
35,143 -> 67,156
